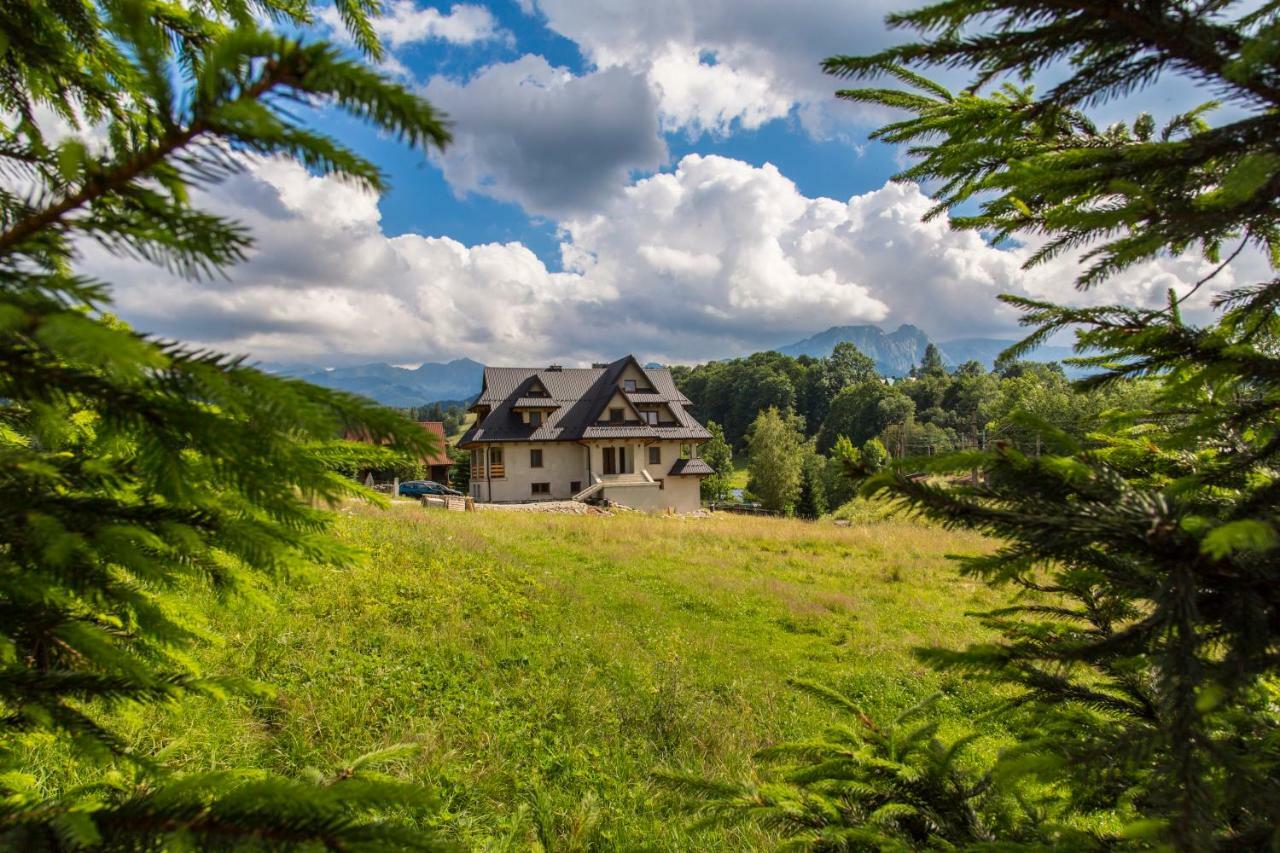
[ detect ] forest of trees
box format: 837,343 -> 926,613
675,342 -> 1150,454
405,401 -> 468,437
674,341 -> 1153,515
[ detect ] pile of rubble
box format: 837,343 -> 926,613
476,500 -> 612,515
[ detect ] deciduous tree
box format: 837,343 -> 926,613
817,381 -> 915,452
746,408 -> 805,514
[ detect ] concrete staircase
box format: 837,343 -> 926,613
572,479 -> 605,501
572,472 -> 655,502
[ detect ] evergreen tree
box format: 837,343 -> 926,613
915,342 -> 946,377
699,420 -> 735,502
746,408 -> 805,515
448,444 -> 472,492
795,444 -> 828,520
690,1 -> 1280,848
0,0 -> 452,845
665,687 -> 1040,848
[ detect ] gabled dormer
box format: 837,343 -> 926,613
615,360 -> 655,394
594,388 -> 643,425
511,376 -> 559,427
631,401 -> 676,426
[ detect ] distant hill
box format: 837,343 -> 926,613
936,337 -> 1078,372
777,324 -> 933,376
259,358 -> 484,408
777,325 -> 1083,377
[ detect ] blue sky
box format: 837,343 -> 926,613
93,0 -> 1251,367
319,1 -> 913,271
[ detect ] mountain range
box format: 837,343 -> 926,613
776,324 -> 1079,377
263,326 -> 1081,407
261,358 -> 484,409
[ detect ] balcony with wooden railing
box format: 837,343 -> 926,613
489,463 -> 505,479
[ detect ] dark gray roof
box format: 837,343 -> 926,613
668,458 -> 714,476
582,425 -> 659,439
460,355 -> 709,445
623,391 -> 666,403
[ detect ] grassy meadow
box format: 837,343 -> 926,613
48,505 -> 1014,849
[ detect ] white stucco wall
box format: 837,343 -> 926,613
472,442 -> 587,502
600,476 -> 701,513
584,440 -> 696,479
600,483 -> 664,511
470,439 -> 707,510
661,476 -> 702,512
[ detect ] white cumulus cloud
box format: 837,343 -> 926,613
318,2 -> 502,49
83,153 -> 1257,368
519,0 -> 905,137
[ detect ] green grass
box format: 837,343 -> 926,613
727,456 -> 749,491
58,507 -> 1010,849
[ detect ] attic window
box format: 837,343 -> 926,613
529,410 -> 542,427
610,408 -> 624,423
624,379 -> 636,391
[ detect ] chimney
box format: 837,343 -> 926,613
591,362 -> 608,369
546,364 -> 563,371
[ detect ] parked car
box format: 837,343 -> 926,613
398,480 -> 462,497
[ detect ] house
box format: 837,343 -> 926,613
457,355 -> 713,512
345,420 -> 453,483
416,421 -> 454,483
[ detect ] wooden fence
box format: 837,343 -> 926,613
708,502 -> 780,517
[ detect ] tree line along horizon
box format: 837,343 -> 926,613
399,341 -> 1153,517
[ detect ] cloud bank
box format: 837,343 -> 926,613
84,152 -> 1251,368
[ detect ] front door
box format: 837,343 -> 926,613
602,447 -> 616,475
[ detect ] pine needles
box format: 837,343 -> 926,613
0,0 -> 451,845
688,2 -> 1280,849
